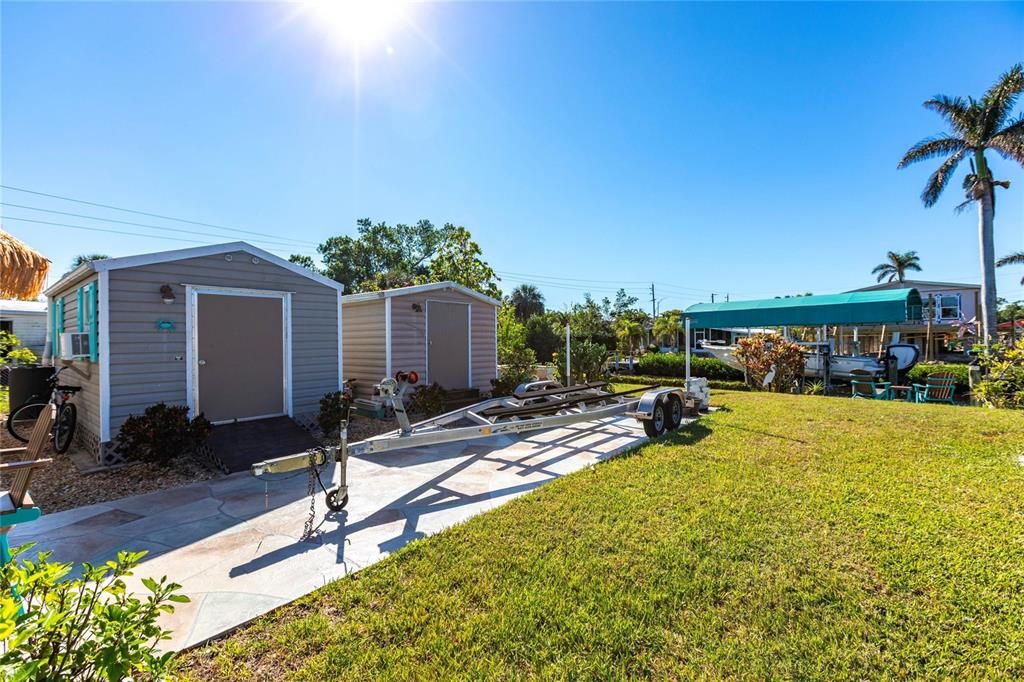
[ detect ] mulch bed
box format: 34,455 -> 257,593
0,413 -> 415,514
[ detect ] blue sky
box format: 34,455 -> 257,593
3,1 -> 1024,312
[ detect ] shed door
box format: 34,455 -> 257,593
427,301 -> 470,389
197,294 -> 284,422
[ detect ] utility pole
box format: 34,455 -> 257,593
711,293 -> 715,304
726,293 -> 730,302
650,283 -> 657,319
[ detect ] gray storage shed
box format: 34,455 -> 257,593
342,282 -> 499,400
43,242 -> 344,464
0,299 -> 47,357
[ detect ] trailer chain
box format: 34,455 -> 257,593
301,448 -> 320,541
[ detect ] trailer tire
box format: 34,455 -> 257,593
666,395 -> 683,431
326,489 -> 349,511
643,401 -> 667,438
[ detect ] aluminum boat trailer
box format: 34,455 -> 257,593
251,373 -> 711,512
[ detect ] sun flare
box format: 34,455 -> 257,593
302,0 -> 410,52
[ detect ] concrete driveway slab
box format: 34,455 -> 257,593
9,415 -> 676,650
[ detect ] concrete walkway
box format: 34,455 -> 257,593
11,415 -> 664,650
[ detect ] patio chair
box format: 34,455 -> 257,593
1,405 -> 54,565
849,369 -> 892,400
912,371 -> 958,405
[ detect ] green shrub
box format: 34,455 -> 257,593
408,382 -> 448,416
973,340 -> 1024,408
115,403 -> 212,465
495,305 -> 537,396
0,330 -> 37,366
636,353 -> 743,381
553,339 -> 608,385
612,374 -> 750,392
0,545 -> 188,680
318,387 -> 354,438
906,363 -> 971,394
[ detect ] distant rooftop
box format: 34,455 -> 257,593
848,280 -> 979,293
0,298 -> 46,313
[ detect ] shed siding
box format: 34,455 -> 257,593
107,252 -> 339,434
49,275 -> 102,447
389,289 -> 497,393
340,300 -> 386,400
0,311 -> 46,355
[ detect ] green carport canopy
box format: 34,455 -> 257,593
684,289 -> 923,328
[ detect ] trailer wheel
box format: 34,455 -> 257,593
326,489 -> 349,511
666,395 -> 683,431
644,401 -> 667,438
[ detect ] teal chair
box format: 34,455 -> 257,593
912,371 -> 957,405
849,370 -> 892,400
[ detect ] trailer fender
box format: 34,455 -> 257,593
629,388 -> 686,421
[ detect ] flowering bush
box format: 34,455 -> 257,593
973,339 -> 1024,408
318,385 -> 354,438
733,333 -> 806,391
115,403 -> 212,464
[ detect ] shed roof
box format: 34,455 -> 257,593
342,281 -> 500,307
0,299 -> 47,314
43,242 -> 345,296
684,289 -> 923,328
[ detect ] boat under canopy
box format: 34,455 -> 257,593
684,289 -> 923,328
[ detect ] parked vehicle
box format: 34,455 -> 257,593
702,342 -> 920,381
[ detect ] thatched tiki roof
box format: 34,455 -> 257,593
0,228 -> 50,300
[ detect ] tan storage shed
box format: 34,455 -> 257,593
43,242 -> 344,464
342,282 -> 498,400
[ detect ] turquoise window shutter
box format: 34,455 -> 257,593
88,283 -> 98,362
55,298 -> 65,357
50,300 -> 58,357
77,288 -> 85,332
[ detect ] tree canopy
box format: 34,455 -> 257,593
291,218 -> 501,298
509,284 -> 545,321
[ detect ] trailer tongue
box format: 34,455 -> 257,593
251,374 -> 710,514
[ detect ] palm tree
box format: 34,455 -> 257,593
508,284 -> 545,321
998,251 -> 1024,284
615,318 -> 643,356
69,253 -> 109,269
871,251 -> 922,283
652,310 -> 681,348
898,64 -> 1024,344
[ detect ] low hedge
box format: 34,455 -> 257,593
635,353 -> 743,381
612,374 -> 750,392
906,363 -> 971,393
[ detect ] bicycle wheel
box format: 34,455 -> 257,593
54,403 -> 77,454
7,402 -> 47,443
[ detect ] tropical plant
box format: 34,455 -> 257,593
317,386 -> 354,438
997,251 -> 1024,284
0,545 -> 188,680
508,284 -> 545,321
408,382 -> 448,416
733,333 -> 806,392
69,253 -> 109,271
871,250 -> 922,283
972,338 -> 1024,408
552,339 -> 607,385
493,304 -> 537,395
615,318 -> 644,355
0,329 -> 37,366
652,310 -> 681,347
897,64 -> 1024,344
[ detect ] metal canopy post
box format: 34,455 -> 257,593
684,317 -> 691,382
565,322 -> 571,383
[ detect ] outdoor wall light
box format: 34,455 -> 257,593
411,303 -> 422,312
160,285 -> 176,304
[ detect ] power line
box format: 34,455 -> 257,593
0,215 -> 316,256
0,203 -> 316,251
0,184 -> 320,248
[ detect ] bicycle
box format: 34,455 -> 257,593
6,366 -> 81,454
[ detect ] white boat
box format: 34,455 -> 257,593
701,342 -> 919,381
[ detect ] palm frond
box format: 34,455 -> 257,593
981,63 -> 1024,137
988,113 -> 1024,163
997,251 -> 1024,267
921,148 -> 968,207
922,95 -> 974,135
897,135 -> 966,168
904,261 -> 923,273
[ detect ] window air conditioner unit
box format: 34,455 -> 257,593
60,332 -> 91,360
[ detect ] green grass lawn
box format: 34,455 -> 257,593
179,391 -> 1024,680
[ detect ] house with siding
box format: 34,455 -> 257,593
43,242 -> 344,464
0,299 -> 47,357
342,282 -> 499,401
